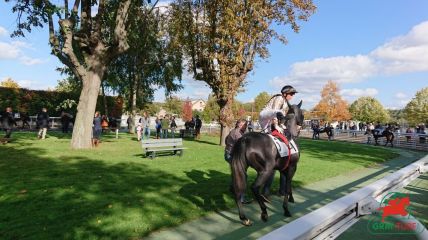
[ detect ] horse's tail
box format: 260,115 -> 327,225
231,137 -> 247,200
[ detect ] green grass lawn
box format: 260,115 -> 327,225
0,131 -> 398,239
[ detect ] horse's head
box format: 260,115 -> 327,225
285,100 -> 304,138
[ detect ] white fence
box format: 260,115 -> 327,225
260,155 -> 428,240
300,129 -> 428,151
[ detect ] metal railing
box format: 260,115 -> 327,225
299,129 -> 428,151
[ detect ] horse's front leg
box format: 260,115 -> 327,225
283,164 -> 297,217
251,170 -> 273,222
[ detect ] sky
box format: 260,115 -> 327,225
1,0 -> 427,110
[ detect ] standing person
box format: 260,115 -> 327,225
195,115 -> 202,140
60,111 -> 72,133
155,117 -> 161,139
101,115 -> 109,133
247,120 -> 254,132
37,108 -> 50,139
259,85 -> 297,133
136,121 -> 142,141
126,115 -> 133,133
170,116 -> 177,138
140,112 -> 151,140
225,119 -> 251,204
161,116 -> 170,138
21,112 -> 31,129
1,107 -> 16,139
92,111 -> 102,147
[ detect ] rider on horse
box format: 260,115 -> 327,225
259,85 -> 297,197
259,85 -> 297,133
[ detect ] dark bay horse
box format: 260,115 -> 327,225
372,128 -> 395,147
230,100 -> 304,226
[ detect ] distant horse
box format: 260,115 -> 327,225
312,126 -> 333,140
230,100 -> 304,226
372,128 -> 395,147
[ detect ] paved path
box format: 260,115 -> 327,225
146,149 -> 426,240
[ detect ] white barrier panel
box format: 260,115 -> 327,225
260,155 -> 428,240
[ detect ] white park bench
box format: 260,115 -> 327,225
141,138 -> 186,159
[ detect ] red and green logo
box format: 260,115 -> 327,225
367,192 -> 424,234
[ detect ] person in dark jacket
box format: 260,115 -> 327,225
92,111 -> 102,147
37,108 -> 50,139
20,112 -> 31,129
1,107 -> 16,139
60,111 -> 72,133
194,115 -> 202,140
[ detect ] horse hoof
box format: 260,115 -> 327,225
261,194 -> 271,203
289,196 -> 295,203
261,212 -> 269,222
242,219 -> 252,226
284,209 -> 292,217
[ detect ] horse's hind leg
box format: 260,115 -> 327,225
234,194 -> 252,226
283,165 -> 297,217
232,171 -> 252,226
251,170 -> 273,222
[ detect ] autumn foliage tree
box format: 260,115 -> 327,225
182,99 -> 193,122
170,0 -> 316,145
313,80 -> 351,122
0,78 -> 20,89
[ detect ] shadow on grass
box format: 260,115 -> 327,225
0,138 -> 207,239
178,170 -> 230,211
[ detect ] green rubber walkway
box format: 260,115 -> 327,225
146,149 -> 426,240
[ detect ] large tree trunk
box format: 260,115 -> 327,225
218,98 -> 234,146
71,70 -> 103,149
128,74 -> 138,134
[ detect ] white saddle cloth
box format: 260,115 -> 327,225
267,135 -> 298,157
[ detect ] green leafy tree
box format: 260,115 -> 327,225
164,96 -> 183,115
404,87 -> 428,126
5,0 -> 161,149
349,97 -> 390,123
170,0 -> 316,145
254,92 -> 271,115
201,94 -> 220,123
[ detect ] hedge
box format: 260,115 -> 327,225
0,87 -> 123,117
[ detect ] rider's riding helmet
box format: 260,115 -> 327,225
281,85 -> 298,95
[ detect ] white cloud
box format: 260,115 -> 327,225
341,88 -> 378,97
395,92 -> 407,99
16,79 -> 54,90
20,56 -> 46,66
268,21 -> 428,109
370,21 -> 428,74
0,42 -> 20,59
0,40 -> 44,65
0,26 -> 8,37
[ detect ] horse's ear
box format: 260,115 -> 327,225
297,100 -> 303,108
286,99 -> 292,109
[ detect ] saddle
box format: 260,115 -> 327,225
267,134 -> 298,158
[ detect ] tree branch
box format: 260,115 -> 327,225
112,0 -> 132,55
64,0 -> 69,18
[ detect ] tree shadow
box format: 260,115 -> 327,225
0,141 -> 198,239
178,170 -> 230,211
